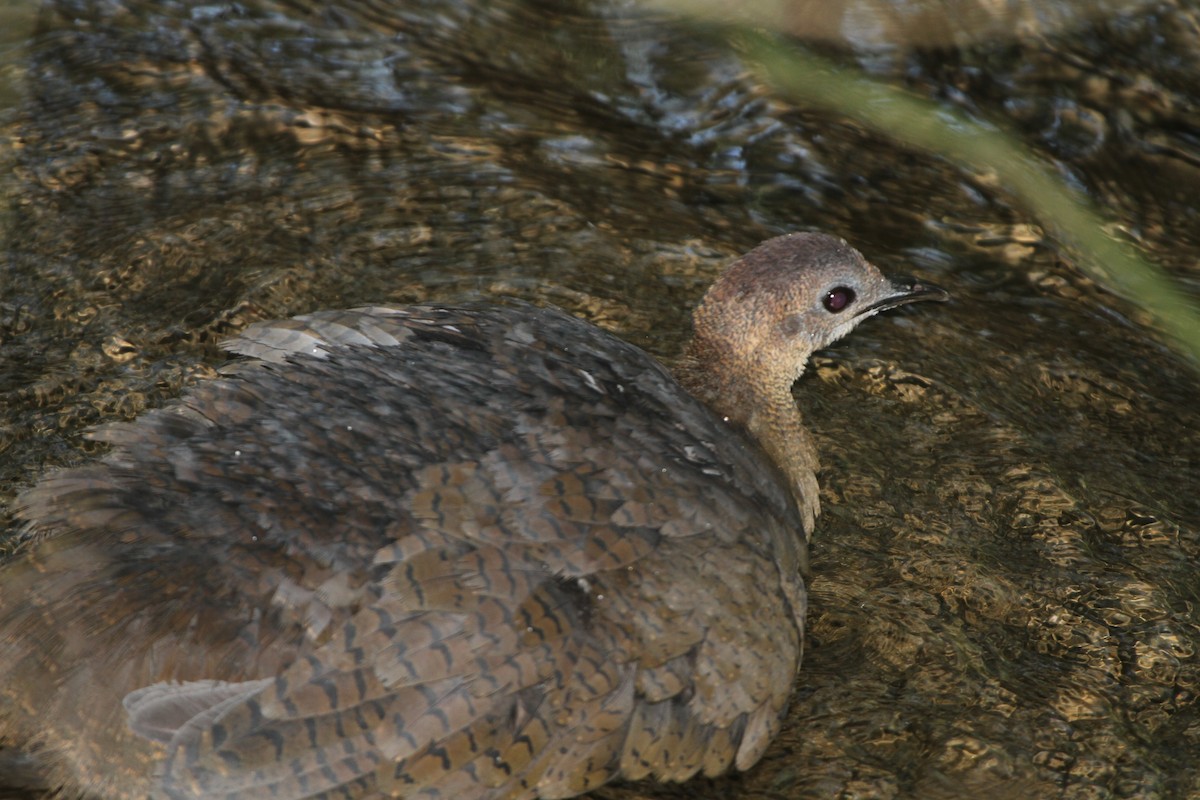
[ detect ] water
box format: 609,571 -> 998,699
1,1 -> 1198,798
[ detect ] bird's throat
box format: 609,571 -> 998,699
675,345 -> 821,536
746,396 -> 822,538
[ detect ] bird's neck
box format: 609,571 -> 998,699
675,340 -> 822,536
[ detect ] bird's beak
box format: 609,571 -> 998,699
858,275 -> 950,317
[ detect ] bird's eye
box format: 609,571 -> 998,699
823,286 -> 856,313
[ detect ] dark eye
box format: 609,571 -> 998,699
823,286 -> 856,313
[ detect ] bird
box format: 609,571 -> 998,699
0,232 -> 946,800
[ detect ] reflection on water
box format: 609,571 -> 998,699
1,1 -> 1198,798
651,0 -> 1160,49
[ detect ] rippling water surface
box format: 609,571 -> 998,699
1,1 -> 1198,798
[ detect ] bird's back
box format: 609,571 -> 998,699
0,302 -> 807,800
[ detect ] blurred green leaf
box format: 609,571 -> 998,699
731,27 -> 1200,364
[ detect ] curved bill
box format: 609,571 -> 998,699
858,275 -> 950,317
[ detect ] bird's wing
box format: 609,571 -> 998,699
7,305 -> 806,800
